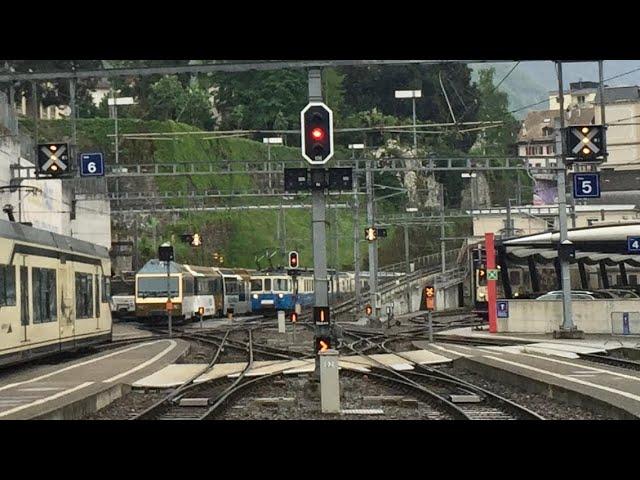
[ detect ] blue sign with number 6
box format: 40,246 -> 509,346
573,173 -> 600,198
79,152 -> 104,177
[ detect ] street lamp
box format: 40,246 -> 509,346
394,90 -> 422,155
263,136 -> 283,193
349,143 -> 365,310
108,93 -> 135,210
461,172 -> 478,211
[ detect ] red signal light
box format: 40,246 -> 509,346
311,127 -> 325,141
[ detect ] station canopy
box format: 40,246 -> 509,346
498,222 -> 640,267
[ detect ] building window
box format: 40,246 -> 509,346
20,266 -> 29,326
75,272 -> 94,319
0,264 -> 16,306
33,268 -> 57,323
578,95 -> 585,104
630,275 -> 638,286
587,218 -> 598,226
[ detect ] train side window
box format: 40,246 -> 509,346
630,275 -> 638,286
251,279 -> 262,292
33,268 -> 57,323
509,271 -> 521,285
101,276 -> 110,303
95,275 -> 100,318
0,264 -> 16,306
20,267 -> 29,326
264,278 -> 272,291
183,276 -> 194,296
75,273 -> 94,319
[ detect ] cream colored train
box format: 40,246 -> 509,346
0,219 -> 112,367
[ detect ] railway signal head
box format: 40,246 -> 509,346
365,227 -> 377,242
315,336 -> 332,354
565,124 -> 605,161
424,285 -> 435,298
291,312 -> 298,323
37,142 -> 70,177
288,251 -> 299,269
301,102 -> 334,165
198,306 -> 205,316
365,304 -> 373,316
191,233 -> 202,247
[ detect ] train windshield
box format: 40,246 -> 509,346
224,278 -> 240,295
251,279 -> 262,292
137,276 -> 179,298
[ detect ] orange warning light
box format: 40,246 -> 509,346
166,300 -> 173,311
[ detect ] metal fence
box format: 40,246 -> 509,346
0,91 -> 18,136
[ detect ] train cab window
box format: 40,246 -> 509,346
264,278 -> 272,291
509,271 -> 521,285
225,279 -> 239,295
75,273 -> 94,319
251,279 -> 262,292
183,276 -> 194,296
274,278 -> 288,291
95,275 -> 100,318
0,264 -> 16,306
33,268 -> 57,323
20,267 -> 28,326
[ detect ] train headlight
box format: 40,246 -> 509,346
278,293 -> 284,299
252,294 -> 259,300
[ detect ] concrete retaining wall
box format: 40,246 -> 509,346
496,299 -> 640,334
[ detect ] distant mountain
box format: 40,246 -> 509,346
471,60 -> 640,119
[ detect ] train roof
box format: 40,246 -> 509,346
0,218 -> 109,259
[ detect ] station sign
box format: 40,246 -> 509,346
573,173 -> 600,198
627,236 -> 640,254
497,300 -> 509,318
79,152 -> 105,177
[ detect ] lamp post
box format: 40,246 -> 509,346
394,90 -> 422,155
108,93 -> 135,209
404,206 -> 418,313
349,143 -> 365,310
264,137 -> 284,263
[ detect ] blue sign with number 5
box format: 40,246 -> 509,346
573,173 -> 600,198
79,152 -> 104,177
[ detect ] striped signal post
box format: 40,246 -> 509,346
485,232 -> 497,333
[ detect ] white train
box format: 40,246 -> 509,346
0,219 -> 112,367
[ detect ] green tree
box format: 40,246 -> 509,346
213,69 -> 308,133
147,76 -> 213,129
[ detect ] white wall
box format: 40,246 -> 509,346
595,102 -> 640,171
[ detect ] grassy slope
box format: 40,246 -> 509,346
19,118 -> 366,269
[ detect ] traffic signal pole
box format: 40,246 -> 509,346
308,69 -> 330,370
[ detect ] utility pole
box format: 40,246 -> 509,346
598,60 -> 607,163
334,205 -> 340,296
69,77 -> 77,157
404,223 -> 411,313
505,198 -> 512,238
366,158 -> 379,320
353,155 -> 361,310
412,95 -> 417,155
440,183 -> 446,273
555,61 -> 579,338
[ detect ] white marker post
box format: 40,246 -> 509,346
320,349 -> 340,413
277,310 -> 286,334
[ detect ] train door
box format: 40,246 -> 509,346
19,265 -> 29,343
58,263 -> 75,342
95,266 -> 101,331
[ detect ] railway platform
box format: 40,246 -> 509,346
417,338 -> 640,419
0,338 -> 189,420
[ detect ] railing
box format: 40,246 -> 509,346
378,247 -> 462,275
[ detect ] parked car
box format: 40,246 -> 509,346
597,289 -> 640,299
536,291 -> 596,300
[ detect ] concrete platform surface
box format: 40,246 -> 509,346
418,342 -> 640,418
0,339 -> 188,420
111,322 -> 155,340
133,364 -> 209,388
442,327 -> 640,349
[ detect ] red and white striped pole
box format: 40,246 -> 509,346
485,232 -> 497,333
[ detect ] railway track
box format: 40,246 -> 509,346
340,329 -> 544,420
577,352 -> 640,371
